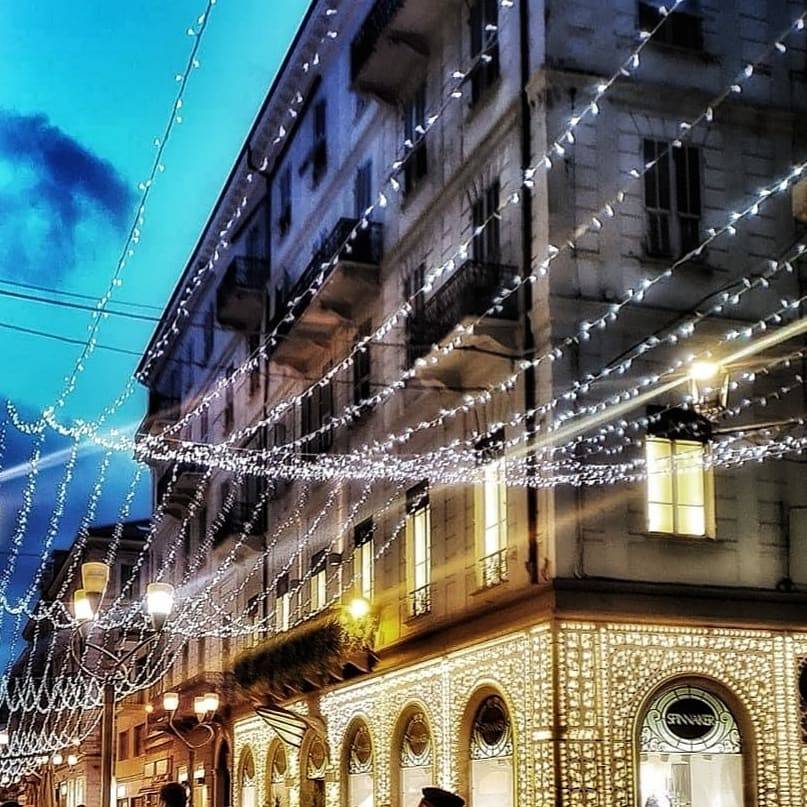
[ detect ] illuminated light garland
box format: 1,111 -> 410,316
140,8 -> 807,471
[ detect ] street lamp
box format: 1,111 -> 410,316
51,753 -> 63,766
69,561 -> 175,807
161,689 -> 220,749
0,729 -> 10,748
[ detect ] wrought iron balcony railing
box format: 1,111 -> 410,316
478,547 -> 508,588
408,583 -> 432,618
408,259 -> 518,362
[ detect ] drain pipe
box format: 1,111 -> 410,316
518,0 -> 540,584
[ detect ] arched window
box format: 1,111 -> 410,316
639,685 -> 743,807
302,734 -> 328,807
346,722 -> 374,807
267,741 -> 288,807
238,747 -> 256,807
399,711 -> 433,807
469,695 -> 514,807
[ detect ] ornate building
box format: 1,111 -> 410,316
134,0 -> 807,805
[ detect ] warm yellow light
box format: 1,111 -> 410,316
73,589 -> 94,622
52,752 -> 63,766
0,729 -> 9,746
193,696 -> 207,717
67,754 -> 78,767
81,561 -> 109,595
116,785 -> 126,799
348,596 -> 371,620
203,692 -> 219,713
144,703 -> 154,714
689,360 -> 720,381
163,691 -> 180,712
146,583 -> 174,630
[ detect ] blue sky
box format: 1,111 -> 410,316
0,0 -> 310,668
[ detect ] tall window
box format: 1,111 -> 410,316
118,730 -> 129,762
224,366 -> 235,432
638,2 -> 703,50
472,181 -> 500,263
399,711 -> 433,807
239,749 -> 256,807
302,736 -> 327,807
406,482 -> 431,617
403,84 -> 428,194
639,685 -> 743,807
469,0 -> 500,105
276,573 -> 291,633
246,224 -> 261,258
279,167 -> 292,235
247,332 -> 261,398
347,723 -> 374,807
643,139 -> 702,257
475,431 -> 508,587
470,696 -> 514,807
204,305 -> 215,361
645,436 -> 712,536
312,99 -> 328,185
353,320 -> 372,406
267,742 -> 288,807
404,263 -> 426,366
354,160 -> 373,219
133,724 -> 145,758
301,374 -> 333,456
353,518 -> 374,601
310,550 -> 327,614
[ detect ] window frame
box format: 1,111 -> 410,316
468,0 -> 501,107
472,180 -> 501,264
645,435 -> 715,538
402,83 -> 428,195
405,482 -> 432,617
474,430 -> 508,587
353,518 -> 375,602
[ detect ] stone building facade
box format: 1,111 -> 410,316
134,1 -> 807,805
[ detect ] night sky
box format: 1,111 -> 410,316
0,0 -> 310,669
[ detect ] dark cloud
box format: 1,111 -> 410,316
0,109 -> 134,276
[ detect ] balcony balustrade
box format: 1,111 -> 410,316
351,0 -> 447,101
270,218 -> 383,372
216,256 -> 268,331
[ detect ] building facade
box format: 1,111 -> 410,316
134,1 -> 807,806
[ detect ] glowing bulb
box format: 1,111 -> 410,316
144,703 -> 154,714
52,752 -> 63,766
193,696 -> 207,718
203,692 -> 219,713
689,361 -> 721,381
73,589 -> 94,622
146,582 -> 174,630
0,729 -> 9,746
67,754 -> 78,766
347,597 -> 371,620
163,692 -> 179,712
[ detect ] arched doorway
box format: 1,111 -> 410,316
300,733 -> 327,807
237,747 -> 256,807
215,740 -> 231,807
396,709 -> 433,807
468,695 -> 514,807
639,684 -> 744,807
266,740 -> 289,807
345,720 -> 374,807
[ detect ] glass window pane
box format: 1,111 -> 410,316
400,767 -> 431,807
648,502 -> 674,534
471,758 -> 513,807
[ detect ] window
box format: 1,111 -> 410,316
301,737 -> 327,807
353,518 -> 374,601
353,320 -> 372,406
472,180 -> 501,263
639,685 -> 743,807
222,631 -> 231,664
639,2 -> 703,51
404,263 -> 426,366
347,723 -> 374,807
402,84 -> 428,194
201,407 -> 209,443
183,528 -> 192,576
204,306 -> 215,361
475,431 -> 508,587
276,573 -> 291,632
645,436 -> 712,536
399,711 -> 433,807
238,749 -> 256,807
133,724 -> 145,758
197,636 -> 207,675
181,644 -> 189,680
406,482 -> 431,617
300,372 -> 333,455
469,0 -> 500,106
643,139 -> 702,258
246,224 -> 261,258
118,730 -> 129,762
279,167 -> 292,235
224,366 -> 235,432
312,99 -> 328,185
268,742 -> 288,807
354,159 -> 373,219
470,696 -> 514,807
247,332 -> 261,398
309,550 -> 327,614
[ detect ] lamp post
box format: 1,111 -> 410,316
70,561 -> 175,807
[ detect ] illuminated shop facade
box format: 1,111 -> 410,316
232,621 -> 807,807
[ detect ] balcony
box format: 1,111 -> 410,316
216,256 -> 268,331
219,498 -> 268,552
156,462 -> 207,519
271,218 -> 383,372
407,584 -> 432,618
478,548 -> 509,588
351,0 -> 448,101
407,259 -> 519,385
141,392 -> 180,439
